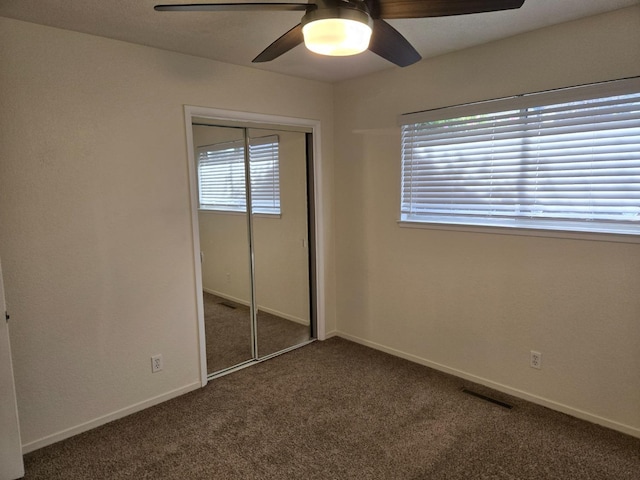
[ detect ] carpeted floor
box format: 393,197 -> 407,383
203,292 -> 311,374
23,338 -> 640,479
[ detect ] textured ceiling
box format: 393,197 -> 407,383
0,0 -> 638,83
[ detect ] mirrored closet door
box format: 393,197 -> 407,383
192,121 -> 314,377
247,127 -> 312,359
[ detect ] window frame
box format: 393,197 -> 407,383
398,77 -> 640,241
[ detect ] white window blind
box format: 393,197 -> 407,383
399,77 -> 640,235
197,135 -> 280,214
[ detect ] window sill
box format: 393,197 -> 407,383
198,209 -> 281,219
397,219 -> 640,245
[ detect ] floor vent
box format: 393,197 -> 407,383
219,302 -> 237,310
461,388 -> 513,410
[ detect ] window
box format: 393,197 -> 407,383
197,135 -> 280,215
400,77 -> 640,236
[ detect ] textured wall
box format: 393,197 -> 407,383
0,17 -> 334,449
333,6 -> 640,436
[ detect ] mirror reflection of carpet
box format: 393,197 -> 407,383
203,292 -> 310,374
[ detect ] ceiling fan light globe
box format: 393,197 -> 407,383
302,18 -> 372,56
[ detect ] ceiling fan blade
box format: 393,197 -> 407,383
154,3 -> 309,13
368,19 -> 420,67
253,23 -> 304,63
374,0 -> 525,19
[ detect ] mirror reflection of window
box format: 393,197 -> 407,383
197,136 -> 280,215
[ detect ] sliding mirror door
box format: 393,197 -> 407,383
192,120 -> 314,377
248,128 -> 312,358
193,125 -> 254,374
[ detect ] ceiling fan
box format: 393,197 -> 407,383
155,0 -> 526,67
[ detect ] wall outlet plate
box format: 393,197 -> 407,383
530,350 -> 542,369
151,354 -> 163,373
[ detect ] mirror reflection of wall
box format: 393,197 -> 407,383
192,123 -> 312,376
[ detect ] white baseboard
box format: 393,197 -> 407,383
22,382 -> 201,454
336,331 -> 640,439
323,329 -> 338,340
203,288 -> 310,326
258,306 -> 309,326
203,288 -> 249,307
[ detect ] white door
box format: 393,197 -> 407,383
0,258 -> 24,479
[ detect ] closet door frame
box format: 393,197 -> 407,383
184,106 -> 326,387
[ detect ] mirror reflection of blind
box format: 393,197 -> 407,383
198,141 -> 245,212
197,135 -> 280,214
249,136 -> 281,214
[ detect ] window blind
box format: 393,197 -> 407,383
399,77 -> 640,235
197,135 -> 280,214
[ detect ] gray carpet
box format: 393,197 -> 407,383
23,338 -> 640,479
203,292 -> 311,374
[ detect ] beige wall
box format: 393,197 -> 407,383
0,17 -> 334,450
333,6 -> 640,436
194,126 -> 310,323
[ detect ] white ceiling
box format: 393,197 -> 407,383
0,0 -> 638,83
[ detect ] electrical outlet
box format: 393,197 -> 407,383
225,272 -> 231,284
151,354 -> 163,373
530,351 -> 542,369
